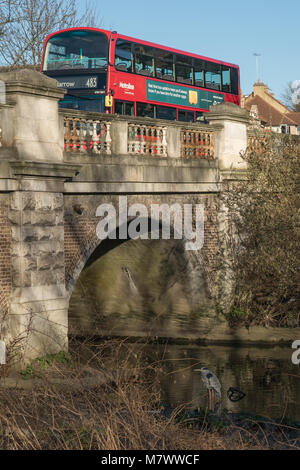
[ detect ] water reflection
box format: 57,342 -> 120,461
133,343 -> 300,420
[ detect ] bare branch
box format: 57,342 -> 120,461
281,82 -> 300,112
0,0 -> 102,67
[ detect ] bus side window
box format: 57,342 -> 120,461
205,63 -> 221,91
115,100 -> 134,116
156,106 -> 176,120
178,110 -> 195,122
134,44 -> 154,77
156,49 -> 174,81
194,59 -> 205,87
137,102 -> 155,118
175,54 -> 193,85
196,112 -> 208,123
125,102 -> 135,116
114,100 -> 123,114
115,40 -> 133,73
230,67 -> 239,95
222,67 -> 231,93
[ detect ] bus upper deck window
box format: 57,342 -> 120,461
222,67 -> 231,92
194,59 -> 204,87
230,67 -> 239,95
205,63 -> 221,91
115,40 -> 133,73
155,50 -> 174,81
43,30 -> 108,71
134,44 -> 154,77
175,55 -> 193,85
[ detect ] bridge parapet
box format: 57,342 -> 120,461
247,130 -> 300,154
61,109 -> 215,161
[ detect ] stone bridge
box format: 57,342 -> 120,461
0,69 -> 250,364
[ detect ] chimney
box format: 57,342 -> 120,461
253,82 -> 266,98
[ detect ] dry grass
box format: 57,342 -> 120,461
0,338 -> 298,450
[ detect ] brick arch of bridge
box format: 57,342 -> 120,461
63,194 -> 219,298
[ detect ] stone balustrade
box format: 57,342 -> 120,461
247,130 -> 300,155
127,122 -> 167,157
61,109 -> 214,160
63,113 -> 112,155
247,131 -> 270,154
181,128 -> 214,159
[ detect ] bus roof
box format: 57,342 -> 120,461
42,27 -> 239,70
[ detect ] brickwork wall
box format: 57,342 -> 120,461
64,193 -> 219,295
0,194 -> 12,315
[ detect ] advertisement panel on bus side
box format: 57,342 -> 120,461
110,71 -> 228,111
146,80 -> 224,110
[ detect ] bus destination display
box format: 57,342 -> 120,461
57,76 -> 98,89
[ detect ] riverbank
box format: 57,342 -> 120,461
70,323 -> 300,345
0,370 -> 299,450
0,339 -> 299,450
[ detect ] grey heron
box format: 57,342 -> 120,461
194,367 -> 221,412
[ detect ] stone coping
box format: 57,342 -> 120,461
10,161 -> 81,178
63,153 -> 218,168
60,107 -> 221,131
0,69 -> 66,100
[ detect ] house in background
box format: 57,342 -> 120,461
242,81 -> 300,135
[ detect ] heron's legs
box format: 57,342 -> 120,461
208,389 -> 212,411
212,390 -> 215,411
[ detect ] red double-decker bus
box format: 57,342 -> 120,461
41,27 -> 240,122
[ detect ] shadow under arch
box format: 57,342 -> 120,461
68,216 -> 214,338
67,215 -> 185,296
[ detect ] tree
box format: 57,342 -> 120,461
0,0 -> 102,67
222,134 -> 300,327
281,81 -> 300,112
0,0 -> 21,34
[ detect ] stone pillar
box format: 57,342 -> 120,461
111,120 -> 128,155
167,126 -> 181,158
0,70 -> 80,365
206,102 -> 250,314
0,69 -> 66,161
207,102 -> 249,178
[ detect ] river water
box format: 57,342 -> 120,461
152,343 -> 300,421
82,340 -> 300,421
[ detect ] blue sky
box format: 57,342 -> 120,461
79,0 -> 300,101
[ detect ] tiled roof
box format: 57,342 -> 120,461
244,95 -> 299,126
287,112 -> 300,126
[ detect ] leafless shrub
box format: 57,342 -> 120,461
219,133 -> 300,327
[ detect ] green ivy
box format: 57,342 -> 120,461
20,350 -> 71,379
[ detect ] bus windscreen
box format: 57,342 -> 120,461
43,30 -> 108,71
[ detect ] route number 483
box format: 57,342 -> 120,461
86,77 -> 97,88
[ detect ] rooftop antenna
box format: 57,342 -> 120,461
253,53 -> 261,82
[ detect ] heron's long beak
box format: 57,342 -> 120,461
193,369 -> 202,371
